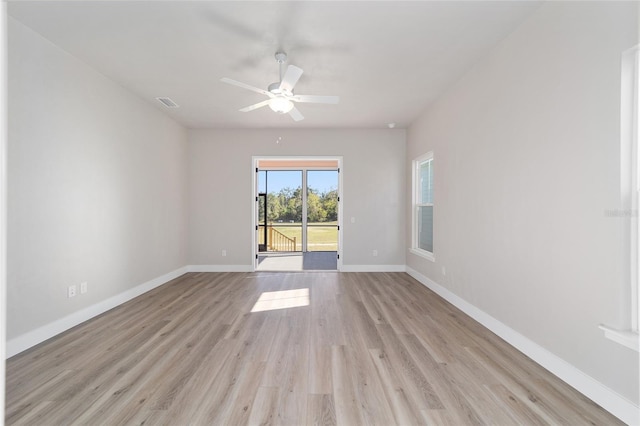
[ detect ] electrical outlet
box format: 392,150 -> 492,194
222,249 -> 227,257
80,282 -> 87,294
68,285 -> 77,298
372,249 -> 378,257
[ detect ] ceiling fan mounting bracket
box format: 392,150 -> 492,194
275,52 -> 288,64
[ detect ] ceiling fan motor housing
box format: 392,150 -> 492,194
268,82 -> 293,97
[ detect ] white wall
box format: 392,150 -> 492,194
188,129 -> 405,270
407,1 -> 638,406
7,18 -> 188,341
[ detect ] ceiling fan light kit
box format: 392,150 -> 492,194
221,51 -> 339,122
269,97 -> 294,114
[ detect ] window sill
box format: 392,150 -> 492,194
599,325 -> 639,352
410,248 -> 435,262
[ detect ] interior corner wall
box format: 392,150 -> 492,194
7,17 -> 188,342
187,128 -> 406,270
406,1 -> 639,405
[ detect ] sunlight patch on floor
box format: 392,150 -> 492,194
250,288 -> 310,312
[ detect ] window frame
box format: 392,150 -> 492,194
410,152 -> 435,261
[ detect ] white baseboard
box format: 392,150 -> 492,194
6,266 -> 188,358
340,264 -> 406,272
405,267 -> 640,426
187,265 -> 254,273
189,264 -> 407,273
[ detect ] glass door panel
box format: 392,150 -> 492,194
257,194 -> 267,252
306,170 -> 339,252
265,170 -> 303,252
257,171 -> 267,252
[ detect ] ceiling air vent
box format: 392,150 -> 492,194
156,97 -> 179,108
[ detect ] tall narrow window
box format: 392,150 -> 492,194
411,152 -> 434,260
600,45 -> 639,351
626,45 -> 640,334
632,46 -> 639,334
621,45 -> 640,335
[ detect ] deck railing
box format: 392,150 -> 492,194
268,226 -> 297,252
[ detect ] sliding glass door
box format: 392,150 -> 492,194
257,166 -> 339,255
306,170 -> 339,252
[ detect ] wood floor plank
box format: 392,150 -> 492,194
185,339 -> 258,424
248,386 -> 280,426
208,360 -> 267,425
5,369 -> 77,424
352,274 -> 387,326
375,324 -> 444,411
462,343 -> 578,424
336,296 -> 383,350
368,347 -> 425,425
332,343 -> 397,426
10,401 -> 56,426
68,328 -> 202,424
125,408 -> 168,426
533,377 -> 621,425
484,383 -> 548,425
260,309 -> 309,392
147,322 -> 232,411
442,358 -> 526,425
397,333 -> 483,425
421,408 -> 473,426
74,308 -> 231,424
5,272 -> 624,425
372,294 -> 413,335
306,393 -> 337,426
308,344 -> 332,395
155,338 -> 236,425
330,344 -> 366,426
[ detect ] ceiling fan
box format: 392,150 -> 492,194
220,52 -> 339,122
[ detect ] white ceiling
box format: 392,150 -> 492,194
8,1 -> 542,129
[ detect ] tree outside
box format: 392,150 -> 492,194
260,186 -> 338,224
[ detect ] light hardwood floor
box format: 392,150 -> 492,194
6,272 -> 622,425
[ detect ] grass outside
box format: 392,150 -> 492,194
259,222 -> 338,251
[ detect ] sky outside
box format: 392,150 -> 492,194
259,170 -> 338,194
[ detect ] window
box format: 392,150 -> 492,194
600,45 -> 639,351
622,45 -> 640,335
632,46 -> 640,336
411,152 -> 434,261
627,46 -> 640,335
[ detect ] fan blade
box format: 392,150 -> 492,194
291,95 -> 340,104
289,105 -> 304,122
279,65 -> 303,93
239,99 -> 271,112
220,77 -> 273,97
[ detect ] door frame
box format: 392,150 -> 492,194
252,156 -> 343,271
